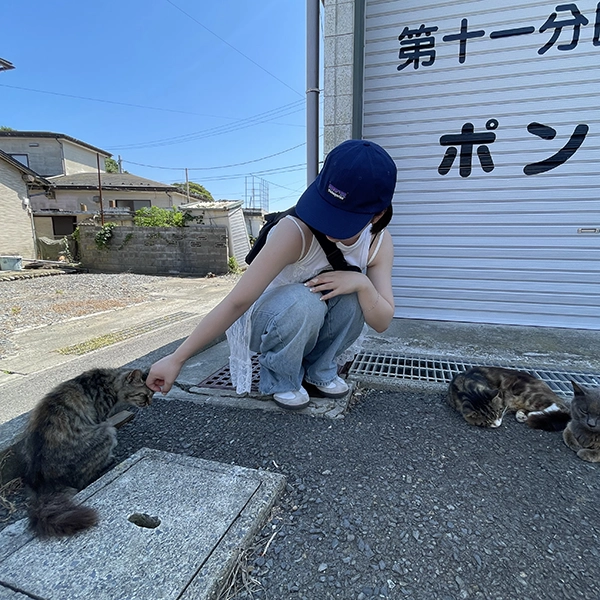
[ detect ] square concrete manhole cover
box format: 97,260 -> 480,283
0,448 -> 285,600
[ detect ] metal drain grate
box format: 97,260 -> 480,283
198,355 -> 261,393
197,356 -> 351,393
348,352 -> 600,398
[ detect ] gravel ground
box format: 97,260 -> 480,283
4,389 -> 598,600
0,272 -> 160,359
0,271 -> 238,359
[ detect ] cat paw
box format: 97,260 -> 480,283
577,449 -> 600,462
515,409 -> 528,423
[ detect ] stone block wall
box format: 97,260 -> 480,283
78,224 -> 229,276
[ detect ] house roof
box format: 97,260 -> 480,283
179,199 -> 243,210
48,172 -> 180,192
0,149 -> 51,185
0,131 -> 111,157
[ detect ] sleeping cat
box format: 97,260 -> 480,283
20,368 -> 153,538
448,366 -> 571,430
563,381 -> 600,462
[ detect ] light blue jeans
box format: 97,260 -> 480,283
249,283 -> 365,394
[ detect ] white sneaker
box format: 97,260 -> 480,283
306,376 -> 349,399
273,386 -> 310,410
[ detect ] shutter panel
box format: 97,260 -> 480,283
362,0 -> 600,329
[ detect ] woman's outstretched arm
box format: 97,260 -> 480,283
146,218 -> 304,393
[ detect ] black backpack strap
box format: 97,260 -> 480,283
246,205 -> 361,273
286,207 -> 361,273
306,225 -> 361,273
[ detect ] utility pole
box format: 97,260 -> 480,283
118,155 -> 123,173
185,168 -> 190,203
306,0 -> 320,185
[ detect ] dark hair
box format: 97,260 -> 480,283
370,204 -> 393,235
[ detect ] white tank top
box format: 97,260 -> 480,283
226,215 -> 385,394
267,216 -> 383,290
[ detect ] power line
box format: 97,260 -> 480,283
122,143 -> 306,171
165,0 -> 302,98
109,100 -> 305,150
0,83 -> 233,118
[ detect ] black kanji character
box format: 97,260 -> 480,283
442,18 -> 485,63
398,24 -> 439,70
438,120 -> 498,178
538,3 -> 589,55
490,26 -> 535,39
523,122 -> 589,175
593,2 -> 600,46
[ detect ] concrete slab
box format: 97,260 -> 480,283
0,448 -> 286,600
169,339 -> 353,418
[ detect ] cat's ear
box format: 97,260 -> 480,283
126,369 -> 144,384
571,381 -> 585,397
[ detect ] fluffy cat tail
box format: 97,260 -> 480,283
28,492 -> 98,538
526,406 -> 571,432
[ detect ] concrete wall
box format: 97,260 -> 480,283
323,0 -> 356,152
78,224 -> 229,276
0,160 -> 35,258
0,137 -> 64,177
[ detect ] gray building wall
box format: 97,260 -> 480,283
323,0 -> 357,153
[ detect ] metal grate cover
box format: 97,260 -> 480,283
198,355 -> 261,393
198,356 -> 351,393
348,352 -> 600,398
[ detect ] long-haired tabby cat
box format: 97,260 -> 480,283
563,381 -> 600,462
448,366 -> 571,430
20,368 -> 153,538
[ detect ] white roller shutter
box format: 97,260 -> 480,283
362,0 -> 600,329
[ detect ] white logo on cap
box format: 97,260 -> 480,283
327,184 -> 347,201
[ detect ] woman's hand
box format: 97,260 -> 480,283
145,354 -> 185,394
304,270 -> 369,301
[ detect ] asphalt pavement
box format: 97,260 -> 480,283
1,271 -> 599,599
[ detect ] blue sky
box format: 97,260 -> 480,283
0,1 -> 319,211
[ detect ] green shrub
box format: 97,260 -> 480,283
133,206 -> 196,227
228,256 -> 242,274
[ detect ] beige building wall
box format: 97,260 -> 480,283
0,161 -> 35,258
62,139 -> 106,175
33,189 -> 177,213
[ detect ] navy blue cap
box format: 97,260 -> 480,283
295,139 -> 397,239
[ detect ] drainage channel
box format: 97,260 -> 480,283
196,352 -> 600,400
348,352 -> 600,399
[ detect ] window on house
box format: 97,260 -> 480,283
115,199 -> 152,212
52,216 -> 77,236
9,154 -> 29,167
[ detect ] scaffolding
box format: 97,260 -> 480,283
244,175 -> 269,212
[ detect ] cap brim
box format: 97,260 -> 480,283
295,180 -> 373,239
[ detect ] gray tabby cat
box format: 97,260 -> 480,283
20,368 -> 153,537
563,381 -> 600,462
448,366 -> 571,430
